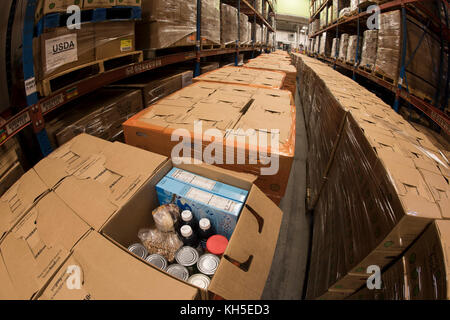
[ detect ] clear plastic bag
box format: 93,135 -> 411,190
138,228 -> 183,262
152,203 -> 181,233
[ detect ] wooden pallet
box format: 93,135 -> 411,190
408,88 -> 435,104
38,51 -> 143,97
222,43 -> 237,49
143,45 -> 196,59
373,70 -> 396,85
358,65 -> 374,73
201,43 -> 221,50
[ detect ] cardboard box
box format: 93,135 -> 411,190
123,82 -> 296,203
0,191 -> 90,299
116,0 -> 141,6
45,88 -> 143,147
108,70 -> 193,107
101,158 -> 283,300
83,0 -> 116,9
34,24 -> 95,81
165,167 -> 248,203
94,21 -> 135,60
33,134 -> 167,231
404,220 -> 450,299
156,176 -> 243,239
0,162 -> 25,198
35,0 -> 81,21
0,169 -> 48,240
37,231 -> 197,300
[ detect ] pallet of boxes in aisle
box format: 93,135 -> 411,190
293,53 -> 450,300
122,78 -> 297,205
33,0 -> 143,97
0,133 -> 283,300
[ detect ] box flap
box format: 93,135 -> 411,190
34,134 -> 112,188
38,232 -> 198,300
0,169 -> 48,240
209,185 -> 283,299
0,192 -> 90,299
54,140 -> 167,230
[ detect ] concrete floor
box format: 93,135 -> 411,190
261,86 -> 311,300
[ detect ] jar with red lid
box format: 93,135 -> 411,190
206,235 -> 229,257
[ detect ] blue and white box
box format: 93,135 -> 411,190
165,167 -> 248,203
156,176 -> 243,239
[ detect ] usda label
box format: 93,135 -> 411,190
45,34 -> 78,73
6,112 -> 31,135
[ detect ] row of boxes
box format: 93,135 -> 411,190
0,133 -> 283,300
292,53 -> 449,299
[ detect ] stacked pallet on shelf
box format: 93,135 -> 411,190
201,0 -> 221,49
221,3 -> 238,47
244,54 -> 297,96
338,33 -> 349,61
34,0 -> 143,96
294,53 -> 449,300
359,30 -> 378,71
345,35 -> 362,65
239,12 -> 250,46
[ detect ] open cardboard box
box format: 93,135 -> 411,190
101,158 -> 284,300
30,134 -> 283,299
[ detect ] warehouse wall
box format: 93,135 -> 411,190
277,0 -> 309,17
276,30 -> 308,47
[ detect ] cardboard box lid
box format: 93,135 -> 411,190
34,134 -> 112,189
38,231 -> 199,300
0,191 -> 90,300
53,140 -> 167,230
0,169 -> 48,240
209,185 -> 283,300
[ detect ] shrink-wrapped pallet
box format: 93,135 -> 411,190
345,35 -> 362,64
360,29 -> 378,69
338,33 -> 349,60
221,3 -> 238,45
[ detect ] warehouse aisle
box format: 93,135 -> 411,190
262,86 -> 310,300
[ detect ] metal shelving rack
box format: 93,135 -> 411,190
0,0 -> 276,155
307,0 -> 450,136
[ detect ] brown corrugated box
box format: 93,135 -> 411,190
35,0 -> 81,21
83,0 -> 116,9
45,88 -> 143,147
33,24 -> 95,81
94,21 -> 135,60
123,81 -> 296,204
108,70 -> 193,107
1,133 -> 283,300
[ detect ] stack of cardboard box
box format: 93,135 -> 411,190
123,78 -> 296,204
193,66 -> 286,90
294,53 -> 449,299
0,134 -> 283,300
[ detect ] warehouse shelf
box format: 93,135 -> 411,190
0,0 -> 275,155
0,46 -> 262,149
310,0 -> 449,39
314,54 -> 450,135
222,0 -> 275,32
309,0 -> 332,22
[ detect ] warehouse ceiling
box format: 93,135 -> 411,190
275,14 -> 308,32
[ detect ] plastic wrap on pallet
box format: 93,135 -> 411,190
296,54 -> 449,299
348,257 -> 409,300
403,221 -> 450,300
339,7 -> 351,18
202,0 -> 221,45
45,88 -> 143,147
255,0 -> 262,13
374,10 -> 401,81
268,32 -> 274,47
139,0 -> 197,49
350,0 -> 358,12
405,16 -> 443,105
247,22 -> 252,43
360,30 -> 378,69
239,13 -> 249,44
333,0 -> 349,22
331,37 -> 340,58
94,21 -> 136,60
262,25 -> 267,44
338,33 -> 349,60
254,24 -> 262,44
345,35 -> 362,64
221,3 -> 238,45
319,32 -> 333,57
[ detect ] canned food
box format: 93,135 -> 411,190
188,274 -> 211,290
128,243 -> 148,259
166,264 -> 190,281
197,253 -> 220,276
146,254 -> 168,271
175,246 -> 200,274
